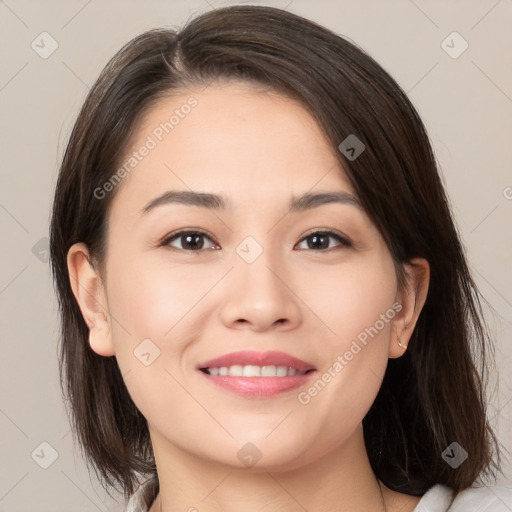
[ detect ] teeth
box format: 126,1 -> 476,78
261,365 -> 276,376
204,365 -> 306,377
230,365 -> 243,376
277,366 -> 288,377
243,365 -> 261,377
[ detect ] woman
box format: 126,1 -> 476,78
49,5 -> 510,511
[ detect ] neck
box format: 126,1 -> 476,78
148,425 -> 405,512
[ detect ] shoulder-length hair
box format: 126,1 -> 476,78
49,4 -> 500,499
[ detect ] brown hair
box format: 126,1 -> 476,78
49,4 -> 501,499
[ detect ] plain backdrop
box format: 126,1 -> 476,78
0,0 -> 511,510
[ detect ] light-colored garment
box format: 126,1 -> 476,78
122,477 -> 512,512
123,477 -> 158,512
414,484 -> 512,511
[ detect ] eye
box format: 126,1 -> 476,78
161,230 -> 218,251
295,230 -> 351,251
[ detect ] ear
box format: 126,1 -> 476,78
389,258 -> 430,358
66,243 -> 115,357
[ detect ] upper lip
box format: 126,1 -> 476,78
197,350 -> 315,373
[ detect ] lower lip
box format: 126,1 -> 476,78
198,371 -> 316,398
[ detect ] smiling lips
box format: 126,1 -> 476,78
197,350 -> 316,397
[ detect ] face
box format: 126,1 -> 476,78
73,81 -> 419,471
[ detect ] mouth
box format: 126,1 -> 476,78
196,350 -> 316,398
199,365 -> 314,377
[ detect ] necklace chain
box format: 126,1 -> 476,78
378,479 -> 388,512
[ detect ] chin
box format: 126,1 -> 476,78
201,432 -> 317,472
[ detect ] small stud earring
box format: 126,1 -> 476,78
397,337 -> 407,349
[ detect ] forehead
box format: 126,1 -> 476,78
110,81 -> 354,214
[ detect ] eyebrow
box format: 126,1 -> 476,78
142,190 -> 225,214
141,189 -> 361,214
289,191 -> 360,212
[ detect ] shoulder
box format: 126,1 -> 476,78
449,485 -> 512,511
414,484 -> 512,512
122,477 -> 159,512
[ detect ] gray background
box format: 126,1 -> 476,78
1,0 -> 511,510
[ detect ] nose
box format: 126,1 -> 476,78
218,246 -> 302,333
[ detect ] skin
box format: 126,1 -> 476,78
68,81 -> 429,511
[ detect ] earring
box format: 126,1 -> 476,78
397,337 -> 407,349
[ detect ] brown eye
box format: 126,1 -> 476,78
296,230 -> 351,251
162,230 -> 217,251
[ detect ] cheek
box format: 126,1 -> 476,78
103,254 -> 204,424
295,253 -> 397,428
305,253 -> 398,347
105,251 -> 221,365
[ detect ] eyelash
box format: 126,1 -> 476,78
298,230 -> 352,250
160,229 -> 218,252
159,229 -> 352,253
